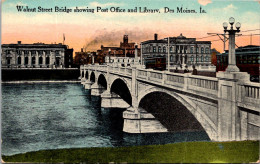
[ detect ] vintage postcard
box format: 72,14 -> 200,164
1,0 -> 259,163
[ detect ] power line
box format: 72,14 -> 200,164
240,29 -> 260,33
197,29 -> 260,40
205,34 -> 260,42
237,34 -> 260,37
197,34 -> 218,40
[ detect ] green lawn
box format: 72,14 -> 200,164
2,141 -> 259,163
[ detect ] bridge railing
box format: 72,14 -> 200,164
238,82 -> 260,108
83,64 -> 220,93
187,75 -> 218,95
165,73 -> 185,88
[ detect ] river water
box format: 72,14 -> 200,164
1,83 -> 210,156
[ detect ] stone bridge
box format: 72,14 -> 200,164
80,64 -> 260,141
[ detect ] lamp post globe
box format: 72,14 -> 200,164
223,22 -> 228,30
235,22 -> 241,30
229,17 -> 235,25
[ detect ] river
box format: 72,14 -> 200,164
1,83 -> 210,156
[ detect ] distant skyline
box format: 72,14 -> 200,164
2,0 -> 260,53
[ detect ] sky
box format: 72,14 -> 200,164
1,0 -> 260,53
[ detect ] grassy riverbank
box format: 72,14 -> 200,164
2,141 -> 259,163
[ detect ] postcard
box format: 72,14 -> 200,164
1,0 -> 259,163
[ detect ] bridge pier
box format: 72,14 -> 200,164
123,107 -> 168,133
81,78 -> 86,85
84,80 -> 93,90
91,82 -> 106,96
101,90 -> 130,108
217,71 -> 250,141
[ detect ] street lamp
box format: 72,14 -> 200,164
108,48 -> 111,64
223,17 -> 240,72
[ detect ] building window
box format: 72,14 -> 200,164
190,47 -> 193,53
46,57 -> 50,65
190,56 -> 194,62
31,51 -> 36,55
153,46 -> 156,53
18,56 -> 21,64
55,50 -> 60,55
46,50 -> 50,55
201,47 -> 204,54
196,56 -> 199,62
196,47 -> 199,53
205,47 -> 209,53
38,50 -> 43,55
39,57 -> 43,64
205,56 -> 209,62
184,46 -> 187,53
170,55 -> 173,62
7,58 -> 11,65
163,47 -> 166,53
170,46 -> 173,53
25,57 -> 28,65
201,56 -> 204,62
24,50 -> 29,55
32,57 -> 36,65
158,46 -> 161,53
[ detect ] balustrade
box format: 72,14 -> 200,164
189,77 -> 218,91
138,70 -> 147,78
244,84 -> 260,99
166,74 -> 184,84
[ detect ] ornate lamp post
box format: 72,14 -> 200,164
223,17 -> 241,72
108,48 -> 111,64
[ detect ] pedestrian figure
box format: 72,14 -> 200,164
174,67 -> 178,73
192,65 -> 198,75
184,65 -> 189,73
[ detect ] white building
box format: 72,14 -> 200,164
1,41 -> 73,68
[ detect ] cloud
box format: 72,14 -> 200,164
255,0 -> 260,4
223,4 -> 237,11
89,1 -> 124,8
2,0 -> 6,3
197,0 -> 212,6
4,1 -> 27,8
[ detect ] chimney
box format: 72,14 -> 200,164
17,41 -> 21,44
123,35 -> 128,44
81,48 -> 83,52
154,33 -> 158,41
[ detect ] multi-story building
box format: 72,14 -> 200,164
96,35 -> 140,64
74,48 -> 96,67
1,41 -> 73,68
141,34 -> 212,69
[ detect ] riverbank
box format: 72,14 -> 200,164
1,68 -> 80,81
2,141 -> 259,163
2,80 -> 80,84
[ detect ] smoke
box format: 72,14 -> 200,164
84,28 -> 154,51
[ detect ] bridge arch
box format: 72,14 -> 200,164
97,74 -> 107,89
85,71 -> 89,79
110,78 -> 132,106
81,71 -> 84,78
137,87 -> 217,140
90,72 -> 95,83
